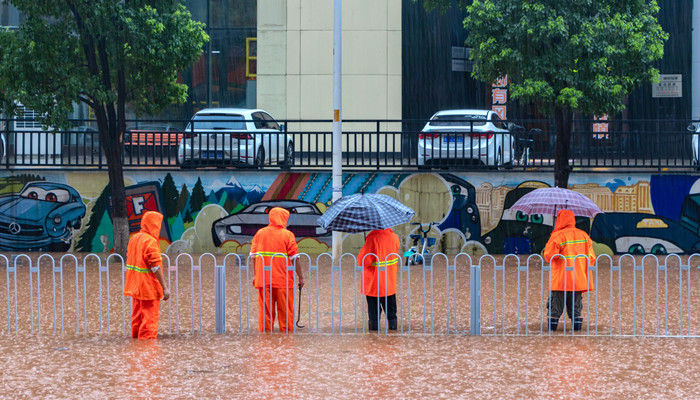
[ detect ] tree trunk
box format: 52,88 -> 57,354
96,112 -> 129,258
553,106 -> 573,188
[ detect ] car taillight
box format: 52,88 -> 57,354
184,132 -> 198,139
419,133 -> 440,139
231,133 -> 253,140
471,131 -> 494,139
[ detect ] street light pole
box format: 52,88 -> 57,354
332,0 -> 342,259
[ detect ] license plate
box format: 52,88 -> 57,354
443,136 -> 463,143
203,151 -> 224,159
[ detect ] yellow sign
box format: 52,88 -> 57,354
636,218 -> 668,229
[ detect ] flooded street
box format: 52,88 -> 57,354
1,333 -> 699,398
1,253 -> 700,398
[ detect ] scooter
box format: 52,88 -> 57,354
403,222 -> 438,265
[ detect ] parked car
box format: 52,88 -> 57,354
0,182 -> 86,251
65,125 -> 100,156
211,200 -> 330,247
177,108 -> 293,168
688,123 -> 699,166
124,124 -> 184,152
418,109 -> 515,168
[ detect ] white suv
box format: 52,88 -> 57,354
418,109 -> 515,168
177,108 -> 293,168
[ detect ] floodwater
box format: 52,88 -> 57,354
1,334 -> 699,398
1,253 -> 700,398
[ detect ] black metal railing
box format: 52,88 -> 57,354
0,118 -> 697,172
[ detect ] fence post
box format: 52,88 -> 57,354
215,263 -> 226,334
470,262 -> 481,335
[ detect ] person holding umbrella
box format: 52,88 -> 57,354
357,228 -> 401,331
543,209 -> 596,331
251,207 -> 305,333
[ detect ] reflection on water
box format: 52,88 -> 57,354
0,334 -> 698,399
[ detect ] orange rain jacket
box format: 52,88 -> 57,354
124,211 -> 164,300
250,207 -> 299,289
357,228 -> 401,297
543,209 -> 596,292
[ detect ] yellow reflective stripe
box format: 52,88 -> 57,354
560,254 -> 595,260
560,239 -> 588,246
370,258 -> 399,267
126,264 -> 151,273
255,252 -> 288,257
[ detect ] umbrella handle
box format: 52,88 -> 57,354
296,284 -> 304,329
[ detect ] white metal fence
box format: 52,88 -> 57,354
2,252 -> 698,337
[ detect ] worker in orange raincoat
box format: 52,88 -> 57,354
543,209 -> 596,331
357,228 -> 401,331
124,211 -> 170,339
250,207 -> 305,332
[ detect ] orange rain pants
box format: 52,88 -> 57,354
257,287 -> 294,332
131,298 -> 160,339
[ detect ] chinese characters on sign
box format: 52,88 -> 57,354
492,76 -> 507,120
651,74 -> 682,98
593,114 -> 609,140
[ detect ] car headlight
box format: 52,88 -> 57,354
53,215 -> 62,225
228,225 -> 241,234
316,227 -> 327,235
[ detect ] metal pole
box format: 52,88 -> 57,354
693,0 -> 700,120
332,0 -> 343,259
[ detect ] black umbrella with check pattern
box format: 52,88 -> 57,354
316,193 -> 415,233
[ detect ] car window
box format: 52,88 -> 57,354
187,114 -> 246,130
429,114 -> 487,126
491,113 -> 507,130
261,113 -> 281,130
21,187 -> 71,203
252,113 -> 266,129
290,206 -> 316,214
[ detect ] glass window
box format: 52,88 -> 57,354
187,114 -> 246,130
429,114 -> 487,127
491,113 -> 507,130
261,113 -> 280,130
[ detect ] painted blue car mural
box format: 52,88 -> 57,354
591,212 -> 700,255
0,182 -> 86,251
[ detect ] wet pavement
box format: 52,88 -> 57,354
1,253 -> 699,398
1,333 -> 699,398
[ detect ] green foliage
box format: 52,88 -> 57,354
0,0 -> 208,126
161,173 -> 179,219
76,184 -> 109,252
457,0 -> 668,117
190,177 -> 205,213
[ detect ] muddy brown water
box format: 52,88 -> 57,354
1,253 -> 699,398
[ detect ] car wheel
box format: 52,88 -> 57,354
280,142 -> 294,168
48,241 -> 71,252
490,149 -> 503,170
254,147 -> 265,169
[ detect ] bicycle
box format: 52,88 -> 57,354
403,222 -> 439,265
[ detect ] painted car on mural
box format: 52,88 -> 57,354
481,185 -> 590,255
212,200 -> 331,247
0,182 -> 86,251
591,212 -> 700,255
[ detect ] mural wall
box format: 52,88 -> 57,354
0,170 -> 699,256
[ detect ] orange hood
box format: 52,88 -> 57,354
268,207 -> 289,228
140,211 -> 163,240
553,209 -> 576,232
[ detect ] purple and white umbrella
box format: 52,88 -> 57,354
509,187 -> 603,218
316,193 -> 415,233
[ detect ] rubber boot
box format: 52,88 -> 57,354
389,319 -> 398,331
549,318 -> 559,332
368,320 -> 379,331
574,317 -> 583,331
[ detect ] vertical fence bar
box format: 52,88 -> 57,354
106,254 -> 123,335
238,254 -> 251,334
223,254 -> 242,334
215,260 -> 226,334
439,253 -> 455,333
354,254 -> 364,333
470,255 -> 481,336
399,252 -> 412,334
